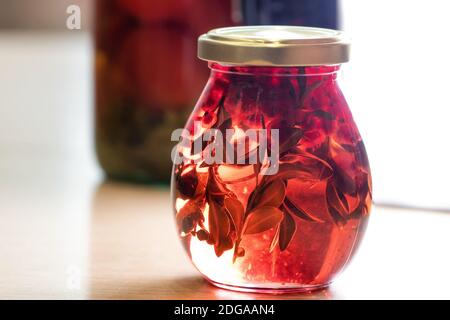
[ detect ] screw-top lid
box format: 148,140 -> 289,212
198,25 -> 350,66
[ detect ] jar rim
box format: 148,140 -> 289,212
198,26 -> 350,67
209,62 -> 341,77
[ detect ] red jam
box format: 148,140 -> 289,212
171,63 -> 372,292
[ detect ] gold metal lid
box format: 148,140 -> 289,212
198,26 -> 350,66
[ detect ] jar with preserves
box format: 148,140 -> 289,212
171,26 -> 372,292
95,0 -> 237,182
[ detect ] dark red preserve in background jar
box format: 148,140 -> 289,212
95,0 -> 238,182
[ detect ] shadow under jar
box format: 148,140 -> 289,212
171,26 -> 372,293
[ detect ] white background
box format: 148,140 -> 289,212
341,0 -> 450,208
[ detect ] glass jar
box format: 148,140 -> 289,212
94,0 -> 237,183
171,26 -> 372,293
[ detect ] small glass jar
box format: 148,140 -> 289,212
171,26 -> 372,293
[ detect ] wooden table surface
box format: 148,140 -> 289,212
1,171 -> 450,299
0,31 -> 449,300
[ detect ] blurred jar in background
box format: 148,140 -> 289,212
241,0 -> 339,29
95,0 -> 239,183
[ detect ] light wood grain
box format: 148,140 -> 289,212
1,176 -> 450,299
